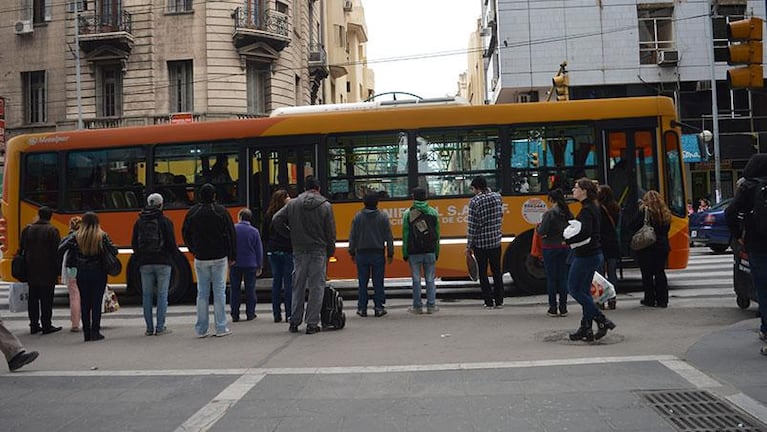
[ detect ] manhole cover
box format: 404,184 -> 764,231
638,389 -> 766,431
535,330 -> 624,345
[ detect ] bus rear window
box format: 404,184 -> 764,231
23,152 -> 59,209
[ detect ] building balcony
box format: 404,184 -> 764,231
309,43 -> 329,77
77,10 -> 135,55
232,7 -> 291,51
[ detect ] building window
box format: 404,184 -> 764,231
97,65 -> 122,117
23,70 -> 46,124
167,0 -> 192,13
168,60 -> 193,113
247,61 -> 269,115
638,6 -> 674,65
713,5 -> 746,62
31,0 -> 51,24
334,25 -> 346,47
295,75 -> 302,105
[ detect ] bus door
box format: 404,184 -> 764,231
249,142 -> 317,229
602,129 -> 659,253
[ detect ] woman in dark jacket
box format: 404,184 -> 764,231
537,189 -> 572,317
563,178 -> 616,341
630,190 -> 671,308
60,212 -> 118,342
263,189 -> 293,323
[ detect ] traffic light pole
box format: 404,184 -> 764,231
707,0 -> 722,204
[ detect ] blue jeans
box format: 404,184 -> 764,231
291,251 -> 327,327
750,252 -> 767,333
194,257 -> 228,335
356,252 -> 386,312
230,266 -> 257,320
568,252 -> 604,323
140,264 -> 171,332
542,248 -> 569,309
269,252 -> 293,321
408,253 -> 437,308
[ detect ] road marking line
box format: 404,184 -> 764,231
726,393 -> 767,426
659,359 -> 722,388
174,373 -> 264,432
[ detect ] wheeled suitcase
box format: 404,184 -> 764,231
320,285 -> 346,330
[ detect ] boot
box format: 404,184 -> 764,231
83,330 -> 91,342
594,315 -> 616,340
569,319 -> 594,342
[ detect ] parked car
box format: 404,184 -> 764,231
689,198 -> 733,253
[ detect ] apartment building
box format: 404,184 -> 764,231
480,0 -> 766,199
457,18 -> 486,105
0,0 -> 374,139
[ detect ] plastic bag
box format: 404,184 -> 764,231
591,271 -> 616,304
102,287 -> 120,313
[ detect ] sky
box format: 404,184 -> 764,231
363,0 -> 483,100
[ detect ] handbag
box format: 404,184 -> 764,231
630,209 -> 657,251
11,250 -> 28,282
102,249 -> 122,276
102,287 -> 120,313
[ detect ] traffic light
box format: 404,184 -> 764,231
726,17 -> 764,89
552,73 -> 569,101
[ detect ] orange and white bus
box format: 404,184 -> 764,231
0,96 -> 689,303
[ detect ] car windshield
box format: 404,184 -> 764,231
710,198 -> 732,211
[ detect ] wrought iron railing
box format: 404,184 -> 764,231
78,10 -> 132,35
233,7 -> 289,37
309,43 -> 327,66
83,112 -> 267,129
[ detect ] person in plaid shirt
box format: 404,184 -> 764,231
466,176 -> 505,308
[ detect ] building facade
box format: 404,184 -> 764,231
0,0 -> 374,138
480,0 -> 766,200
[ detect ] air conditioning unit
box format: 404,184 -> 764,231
14,20 -> 33,35
343,0 -> 353,12
657,50 -> 678,66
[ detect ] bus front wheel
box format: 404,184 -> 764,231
505,230 -> 547,295
127,252 -> 193,305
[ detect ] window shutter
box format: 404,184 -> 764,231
44,0 -> 52,21
22,0 -> 33,21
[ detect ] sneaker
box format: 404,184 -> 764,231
145,330 -> 155,336
155,328 -> 172,336
374,309 -> 388,318
547,307 -> 559,317
426,305 -> 439,314
246,315 -> 256,321
559,307 -> 568,317
760,331 -> 767,342
41,326 -> 62,335
306,325 -> 322,335
408,307 -> 423,315
8,350 -> 39,371
214,328 -> 233,337
356,310 -> 367,317
196,331 -> 210,338
288,325 -> 299,333
484,304 -> 494,310
274,316 -> 282,323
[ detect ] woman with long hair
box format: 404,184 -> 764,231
536,189 -> 572,317
564,178 -> 616,341
262,189 -> 293,323
61,212 -> 118,341
597,185 -> 621,288
631,190 -> 672,308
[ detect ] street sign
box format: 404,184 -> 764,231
170,112 -> 193,124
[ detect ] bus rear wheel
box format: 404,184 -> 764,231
505,230 -> 547,295
127,252 -> 193,305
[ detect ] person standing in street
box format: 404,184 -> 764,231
466,176 -> 505,309
263,189 -> 293,323
131,193 -> 179,336
59,216 -> 82,332
60,212 -> 118,342
182,183 -> 237,338
537,189 -> 572,317
564,178 -> 615,342
630,190 -> 671,308
402,187 -> 440,315
725,153 -> 767,355
22,206 -> 62,335
349,192 -> 394,318
273,175 -> 336,335
1,318 -> 39,371
230,208 -> 263,322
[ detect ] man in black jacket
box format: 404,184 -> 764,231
131,193 -> 179,336
22,207 -> 61,335
726,154 -> 767,355
182,184 -> 237,338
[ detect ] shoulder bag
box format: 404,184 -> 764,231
630,209 -> 657,251
11,249 -> 27,282
101,247 -> 122,276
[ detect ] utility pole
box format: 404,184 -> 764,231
707,0 -> 722,204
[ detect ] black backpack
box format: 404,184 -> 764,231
408,208 -> 436,251
137,218 -> 164,254
750,179 -> 767,237
320,285 -> 346,330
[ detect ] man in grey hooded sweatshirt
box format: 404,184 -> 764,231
273,176 -> 336,335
